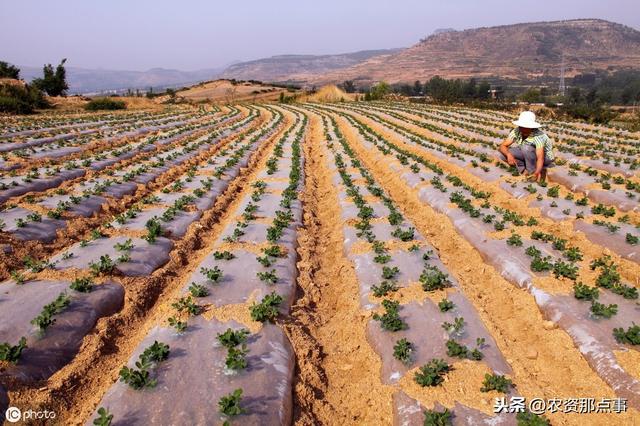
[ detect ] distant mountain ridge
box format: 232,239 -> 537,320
18,65 -> 225,95
219,49 -> 402,83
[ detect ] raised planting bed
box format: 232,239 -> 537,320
111,207 -> 202,239
184,113 -> 305,312
0,111 -> 243,207
0,206 -> 66,242
184,249 -> 298,311
336,102 -> 639,214
318,110 -> 518,416
50,236 -> 173,277
0,279 -> 124,380
367,299 -> 511,384
88,319 -> 294,425
574,220 -> 639,264
38,194 -> 108,218
393,391 -> 517,425
0,168 -> 85,204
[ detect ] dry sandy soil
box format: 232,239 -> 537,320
0,101 -> 638,425
173,79 -> 293,103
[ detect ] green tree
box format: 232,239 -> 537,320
424,76 -> 447,102
567,87 -> 582,104
342,80 -> 356,93
413,80 -> 422,96
620,88 -> 632,104
463,78 -> 477,99
33,58 -> 69,96
0,61 -> 20,79
477,81 -> 491,99
424,76 -> 496,103
398,84 -> 413,96
369,81 -> 390,100
520,88 -> 543,104
585,88 -> 598,105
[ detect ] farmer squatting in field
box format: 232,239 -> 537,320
498,111 -> 554,182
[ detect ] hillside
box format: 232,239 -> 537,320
220,19 -> 638,86
219,49 -> 401,83
173,79 -> 293,103
312,19 -> 640,85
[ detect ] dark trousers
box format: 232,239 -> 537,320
500,144 -> 553,174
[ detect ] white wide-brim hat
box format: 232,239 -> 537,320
512,111 -> 542,129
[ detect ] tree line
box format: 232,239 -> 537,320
0,59 -> 69,113
341,71 -> 640,124
518,70 -> 640,123
341,76 -> 493,103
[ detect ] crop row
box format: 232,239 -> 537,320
305,107 -> 535,424
86,107 -> 307,424
0,109 -> 209,174
0,108 -> 242,204
0,107 -> 286,393
319,105 -> 640,411
0,107 -> 208,138
0,107 -> 251,243
324,103 -> 639,262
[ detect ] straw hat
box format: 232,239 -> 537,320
512,111 -> 541,129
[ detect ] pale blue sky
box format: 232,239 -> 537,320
1,0 -> 639,71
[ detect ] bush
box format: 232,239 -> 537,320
367,81 -> 391,100
0,61 -> 20,79
0,82 -> 50,114
559,102 -> 616,124
85,97 -> 126,111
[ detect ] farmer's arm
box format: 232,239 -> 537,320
533,146 -> 545,180
499,138 -> 516,165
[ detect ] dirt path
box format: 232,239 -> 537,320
284,110 -> 395,424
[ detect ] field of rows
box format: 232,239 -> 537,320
0,101 -> 638,425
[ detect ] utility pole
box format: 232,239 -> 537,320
559,53 -> 566,97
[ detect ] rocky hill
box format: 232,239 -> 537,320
221,19 -> 640,86
219,49 -> 401,83
321,19 -> 640,84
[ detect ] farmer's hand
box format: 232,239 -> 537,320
506,153 -> 516,166
533,171 -> 542,181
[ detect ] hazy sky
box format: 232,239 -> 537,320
2,0 -> 639,71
